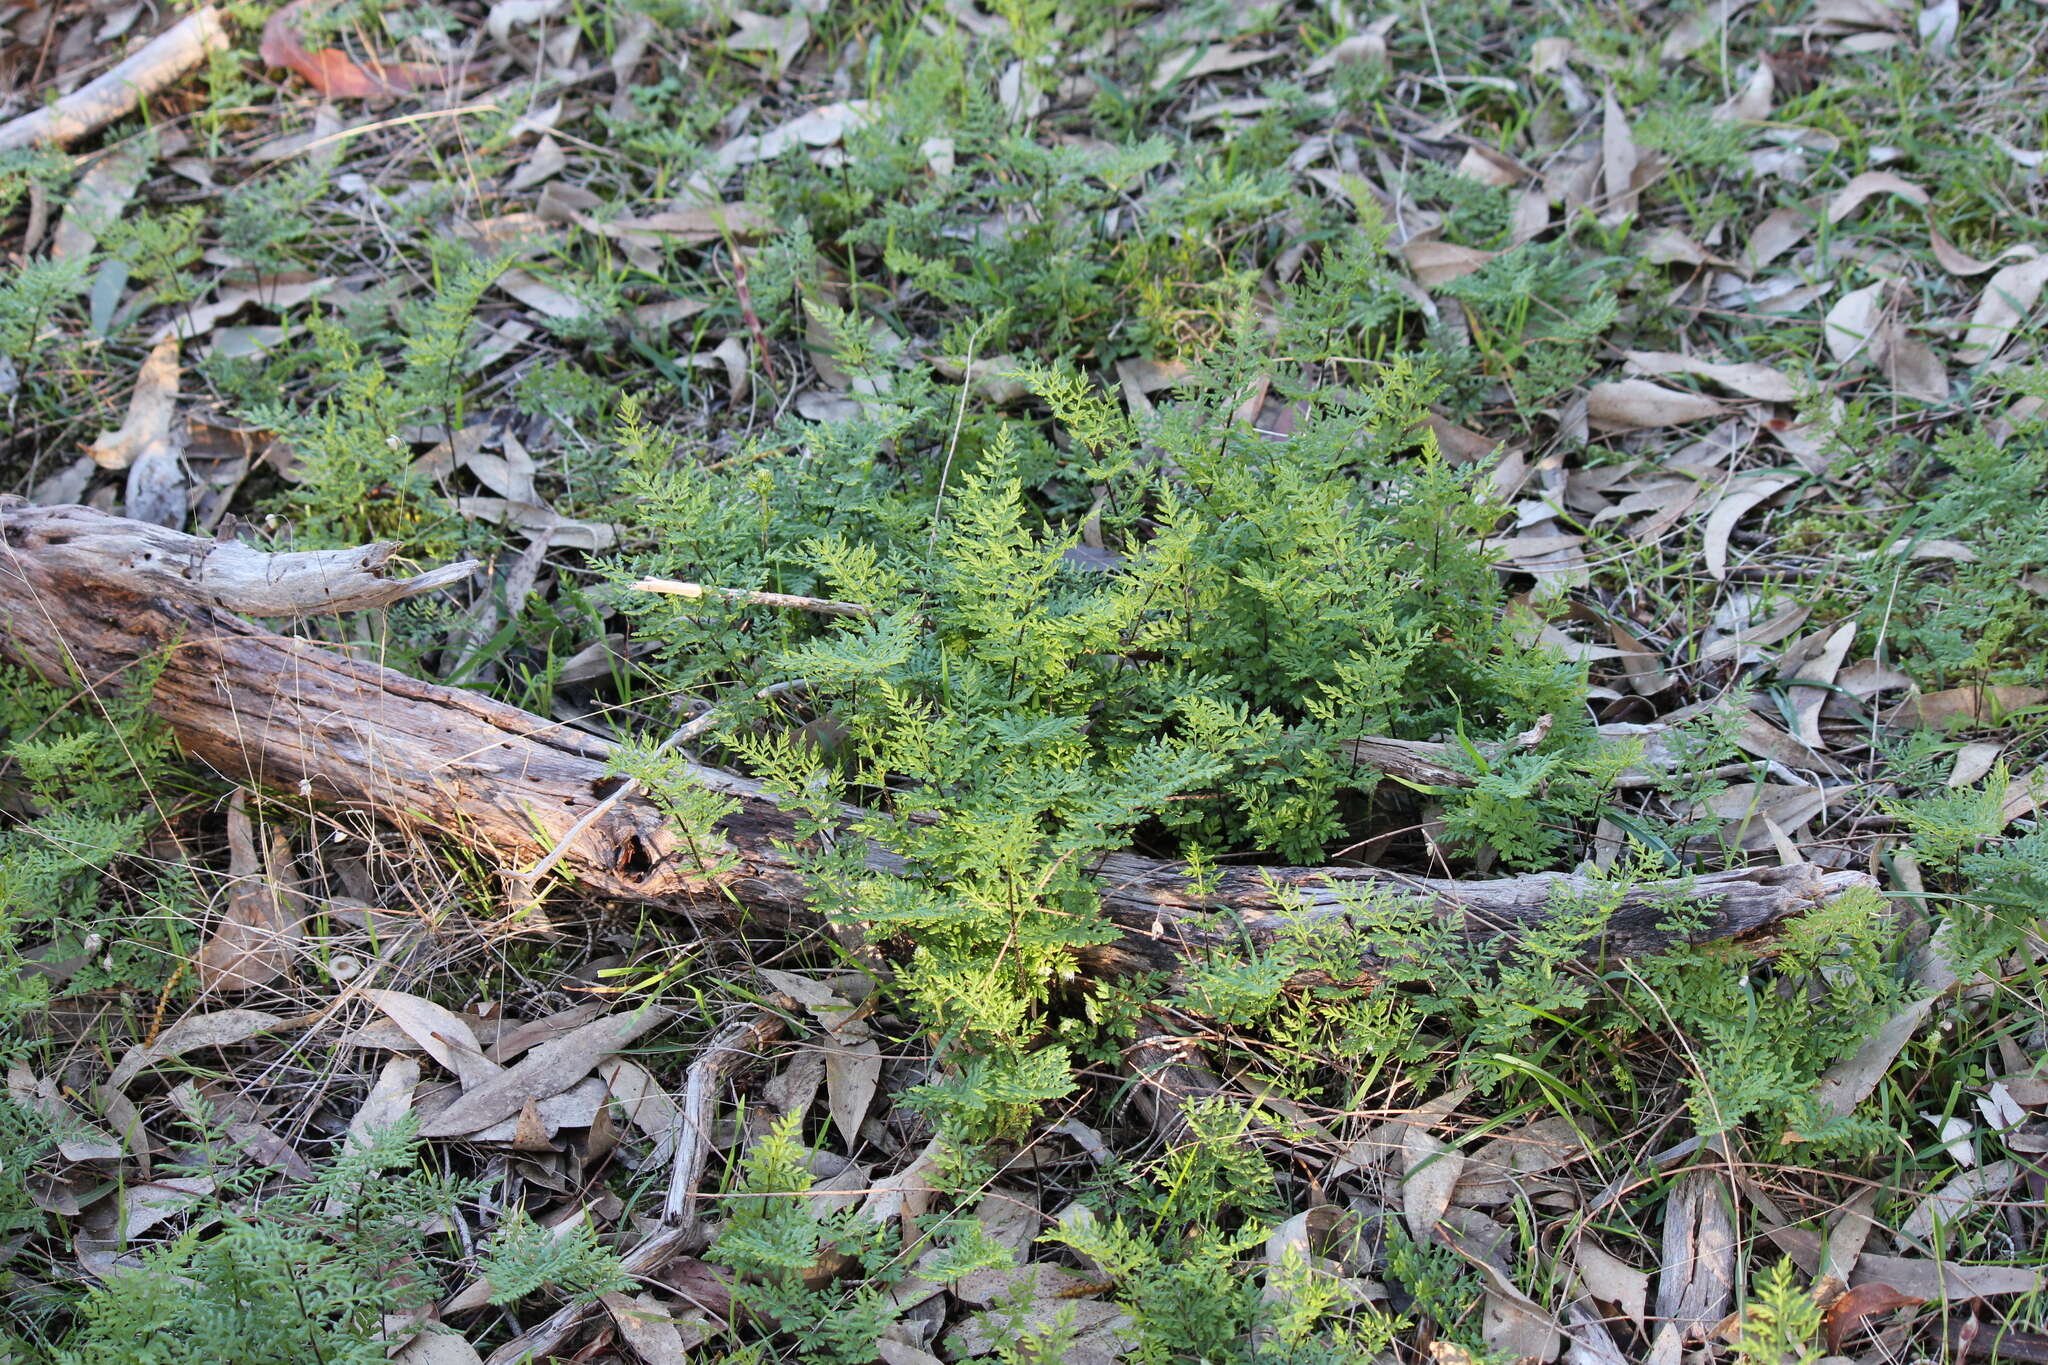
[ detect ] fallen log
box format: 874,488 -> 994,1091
0,8 -> 229,153
0,500 -> 1872,978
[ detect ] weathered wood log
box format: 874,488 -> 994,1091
0,500 -> 1873,978
0,8 -> 229,152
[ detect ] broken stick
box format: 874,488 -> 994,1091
0,8 -> 229,153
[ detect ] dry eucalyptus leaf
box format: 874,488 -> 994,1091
1924,1109 -> 1979,1166
1948,741 -> 2006,787
1928,227 -> 2000,275
453,497 -> 617,550
88,337 -> 181,471
1456,144 -> 1525,188
7,1070 -> 122,1161
147,277 -> 332,345
1586,379 -> 1728,430
693,335 -> 751,403
877,1340 -> 946,1365
1824,281 -> 1888,365
1702,599 -> 1809,662
601,1291 -> 698,1364
1151,44 -> 1279,91
168,1080 -> 314,1178
52,142 -> 151,261
1826,170 -> 1928,223
1703,473 -> 1798,580
393,1331 -> 486,1365
1404,240 -> 1497,287
1789,620 -> 1855,748
1453,1116 -> 1591,1204
486,0 -> 563,39
761,1050 -> 827,1122
345,1056 -> 421,1148
1561,1303 -> 1631,1365
605,202 -> 776,244
948,1297 -> 1133,1365
795,390 -> 863,422
1885,683 -> 2048,729
1529,35 -> 1574,72
506,134 -> 566,192
1956,254 -> 2048,364
599,1058 -> 681,1153
1744,204 -> 1815,271
1305,27 -> 1393,76
1510,188 -> 1549,245
1622,350 -> 1805,402
860,1137 -> 942,1225
712,101 -> 877,174
932,353 -> 1030,404
1575,1242 -> 1649,1329
117,1178 -> 216,1244
1689,782 -> 1828,850
365,989 -> 503,1090
726,9 -> 811,75
1400,1125 -> 1465,1237
419,1006 -> 665,1138
1641,227 -> 1733,268
1875,327 -> 1948,402
1734,713 -> 1848,775
1482,1273 -> 1564,1363
1899,1161 -> 2017,1243
1600,87 -> 1637,221
1806,936 -> 1958,1127
1917,0 -> 1960,52
109,1008 -> 282,1089
758,968 -> 866,1037
969,1189 -> 1044,1261
632,297 -> 711,333
952,1259 -> 1099,1309
119,1176 -> 217,1241
824,1037 -> 883,1148
1849,1252 -> 2041,1301
497,268 -> 588,320
1982,1080 -> 2031,1121
123,444 -> 188,530
195,792 -> 299,991
1713,60 -> 1774,121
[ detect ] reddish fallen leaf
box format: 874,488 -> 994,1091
1823,1282 -> 1925,1353
260,0 -> 458,97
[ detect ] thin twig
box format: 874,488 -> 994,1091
930,319 -> 986,547
630,578 -> 872,618
732,247 -> 775,384
661,1009 -> 788,1226
481,1009 -> 787,1365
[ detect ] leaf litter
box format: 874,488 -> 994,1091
8,0 -> 2048,1359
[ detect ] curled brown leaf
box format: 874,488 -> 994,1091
260,0 -> 460,97
1823,1281 -> 1924,1353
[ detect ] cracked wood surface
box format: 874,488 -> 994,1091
0,501 -> 1873,978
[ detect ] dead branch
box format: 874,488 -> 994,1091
631,576 -> 874,618
0,502 -> 1874,982
661,1011 -> 786,1230
0,503 -> 479,614
481,1009 -> 785,1365
0,9 -> 230,153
